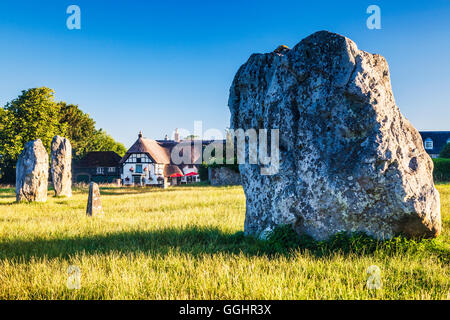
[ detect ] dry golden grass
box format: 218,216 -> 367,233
0,184 -> 448,299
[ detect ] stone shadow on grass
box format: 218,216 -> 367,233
0,189 -> 15,199
95,188 -> 180,196
0,226 -> 447,263
0,202 -> 16,206
97,184 -> 233,196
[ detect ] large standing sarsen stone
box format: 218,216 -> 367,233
228,31 -> 441,240
51,136 -> 72,197
16,139 -> 49,202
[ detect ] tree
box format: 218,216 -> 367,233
58,102 -> 126,158
0,87 -> 126,183
0,108 -> 8,180
0,107 -> 5,130
58,102 -> 96,159
0,88 -> 64,183
440,143 -> 450,158
87,129 -> 127,157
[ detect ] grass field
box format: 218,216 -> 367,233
0,184 -> 448,299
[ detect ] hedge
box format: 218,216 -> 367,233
433,158 -> 450,182
439,143 -> 450,158
199,156 -> 239,182
198,158 -> 450,182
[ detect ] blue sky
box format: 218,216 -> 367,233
0,0 -> 449,147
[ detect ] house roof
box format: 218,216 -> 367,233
171,141 -> 202,164
419,131 -> 450,155
155,139 -> 225,164
120,137 -> 171,164
74,151 -> 122,168
163,164 -> 184,177
121,134 -> 227,178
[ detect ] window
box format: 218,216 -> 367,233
127,153 -> 151,163
424,138 -> 433,150
447,138 -> 450,145
108,167 -> 116,173
97,167 -> 104,174
136,164 -> 143,173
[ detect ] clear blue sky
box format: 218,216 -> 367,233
0,0 -> 449,147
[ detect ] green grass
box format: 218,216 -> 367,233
0,184 -> 448,299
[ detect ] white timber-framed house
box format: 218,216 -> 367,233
120,132 -> 202,186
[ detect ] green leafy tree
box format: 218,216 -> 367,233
87,129 -> 127,157
0,107 -> 5,130
0,88 -> 64,182
440,143 -> 450,158
57,103 -> 126,158
58,102 -> 96,159
0,108 -> 8,180
0,87 -> 126,182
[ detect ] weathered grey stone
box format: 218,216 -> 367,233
51,136 -> 72,197
16,139 -> 49,202
208,167 -> 241,186
86,182 -> 102,216
228,31 -> 441,240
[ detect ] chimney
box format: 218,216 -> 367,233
164,134 -> 168,141
174,128 -> 180,142
138,131 -> 143,138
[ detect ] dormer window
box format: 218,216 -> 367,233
424,138 -> 433,150
126,153 -> 150,163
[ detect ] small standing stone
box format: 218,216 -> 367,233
51,136 -> 72,197
16,139 -> 49,202
86,182 -> 102,216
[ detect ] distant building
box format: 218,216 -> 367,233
73,151 -> 122,183
120,131 -> 214,187
71,131 -> 449,185
419,131 -> 450,158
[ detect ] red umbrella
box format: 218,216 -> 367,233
185,172 -> 198,176
170,173 -> 184,178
